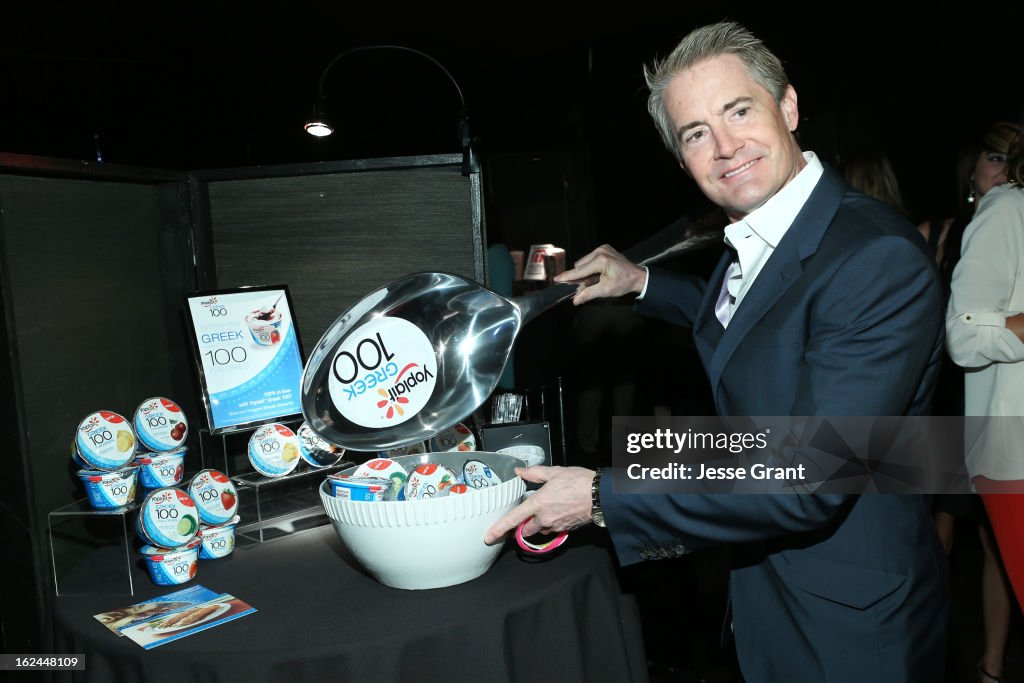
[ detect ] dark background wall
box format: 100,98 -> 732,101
2,2 -> 1021,253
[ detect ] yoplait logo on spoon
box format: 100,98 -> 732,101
328,317 -> 438,428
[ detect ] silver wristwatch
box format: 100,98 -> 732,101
591,468 -> 606,527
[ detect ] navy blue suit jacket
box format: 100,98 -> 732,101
604,167 -> 948,682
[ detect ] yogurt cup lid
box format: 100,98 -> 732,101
133,397 -> 189,452
187,469 -> 239,524
429,422 -> 477,452
76,410 -> 137,471
247,423 -> 301,477
297,422 -> 346,468
138,487 -> 201,547
403,462 -> 459,500
462,459 -> 503,489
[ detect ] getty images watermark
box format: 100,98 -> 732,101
610,415 -> 1010,495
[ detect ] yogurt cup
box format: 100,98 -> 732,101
327,475 -> 391,501
78,465 -> 139,509
133,397 -> 189,452
247,423 -> 301,477
134,449 -> 186,489
462,459 -> 503,490
352,458 -> 408,499
187,469 -> 239,525
429,422 -> 477,452
198,515 -> 239,560
76,410 -> 137,471
137,487 -> 200,548
297,422 -> 346,468
140,539 -> 201,586
403,462 -> 459,500
245,308 -> 284,346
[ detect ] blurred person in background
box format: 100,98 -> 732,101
946,119 -> 1024,683
842,145 -> 910,217
925,121 -> 1020,683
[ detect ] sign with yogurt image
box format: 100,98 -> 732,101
184,286 -> 305,434
326,317 -> 437,429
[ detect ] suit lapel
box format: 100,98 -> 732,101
702,166 -> 848,405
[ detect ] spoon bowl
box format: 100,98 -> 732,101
301,272 -> 578,450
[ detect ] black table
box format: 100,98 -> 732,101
48,524 -> 648,682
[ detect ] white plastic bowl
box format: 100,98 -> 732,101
320,451 -> 526,590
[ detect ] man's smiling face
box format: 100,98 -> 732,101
665,53 -> 805,221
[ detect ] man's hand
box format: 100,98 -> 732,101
484,466 -> 597,544
555,245 -> 647,306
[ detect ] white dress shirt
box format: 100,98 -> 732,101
946,183 -> 1024,481
639,151 -> 824,313
721,151 -> 823,316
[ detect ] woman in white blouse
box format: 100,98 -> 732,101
946,129 -> 1024,634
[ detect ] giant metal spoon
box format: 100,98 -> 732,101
301,229 -> 723,451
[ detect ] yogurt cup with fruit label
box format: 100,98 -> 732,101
247,423 -> 301,477
140,539 -> 201,586
76,410 -> 137,471
403,462 -> 459,500
245,307 -> 284,346
198,515 -> 239,560
78,465 -> 139,509
352,458 -> 408,499
297,422 -> 346,468
133,397 -> 189,452
134,449 -> 186,489
187,469 -> 238,525
137,487 -> 200,548
429,423 -> 477,452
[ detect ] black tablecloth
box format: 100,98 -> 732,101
48,524 -> 648,683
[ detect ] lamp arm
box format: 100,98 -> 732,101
315,45 -> 466,109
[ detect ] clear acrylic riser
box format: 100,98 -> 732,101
231,463 -> 351,543
48,499 -> 139,596
197,426 -> 352,543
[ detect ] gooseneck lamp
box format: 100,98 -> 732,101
304,45 -> 479,175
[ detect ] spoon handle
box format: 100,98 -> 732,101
512,281 -> 582,325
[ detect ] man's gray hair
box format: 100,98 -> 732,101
645,21 -> 790,160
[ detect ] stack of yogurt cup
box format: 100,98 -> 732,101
73,410 -> 141,510
187,469 -> 241,560
136,468 -> 240,585
131,397 -> 189,491
136,487 -> 203,585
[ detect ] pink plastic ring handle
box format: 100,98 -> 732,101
515,518 -> 569,554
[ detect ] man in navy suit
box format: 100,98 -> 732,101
485,20 -> 948,682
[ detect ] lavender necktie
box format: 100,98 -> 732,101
714,254 -> 742,328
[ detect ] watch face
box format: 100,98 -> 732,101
592,510 -> 606,528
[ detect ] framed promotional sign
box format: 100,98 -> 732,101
184,285 -> 305,434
